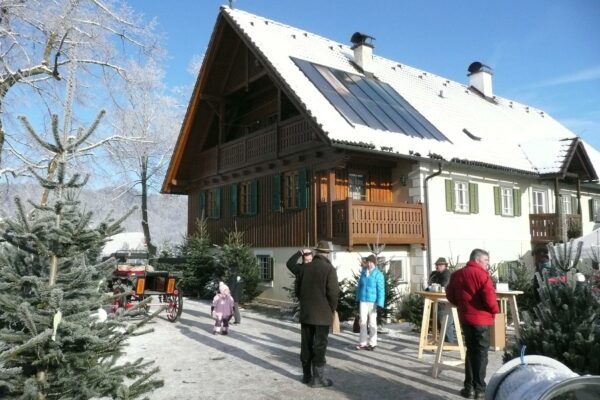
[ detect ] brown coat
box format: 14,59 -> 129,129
296,254 -> 339,326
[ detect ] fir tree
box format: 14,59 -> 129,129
0,112 -> 162,399
218,228 -> 260,303
181,217 -> 221,299
504,241 -> 600,375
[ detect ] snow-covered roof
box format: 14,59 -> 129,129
222,7 -> 596,177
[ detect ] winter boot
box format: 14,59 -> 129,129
302,365 -> 312,384
309,365 -> 333,388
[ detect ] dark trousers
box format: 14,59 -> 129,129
300,324 -> 330,368
462,323 -> 490,392
233,302 -> 241,323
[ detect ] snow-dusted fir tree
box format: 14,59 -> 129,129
0,111 -> 162,399
504,241 -> 600,374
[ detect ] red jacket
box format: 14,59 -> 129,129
446,261 -> 499,326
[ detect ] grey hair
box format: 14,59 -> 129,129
469,248 -> 489,261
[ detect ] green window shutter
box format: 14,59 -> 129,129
493,186 -> 501,215
571,197 -> 578,215
230,184 -> 238,217
445,180 -> 454,212
199,191 -> 206,219
513,188 -> 521,217
589,199 -> 595,222
298,167 -> 308,209
215,188 -> 221,219
272,174 -> 281,212
250,179 -> 258,215
469,183 -> 479,214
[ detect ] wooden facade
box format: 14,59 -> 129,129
167,10 -> 428,249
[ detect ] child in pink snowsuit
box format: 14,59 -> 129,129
212,282 -> 235,335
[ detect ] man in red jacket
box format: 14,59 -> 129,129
446,249 -> 499,399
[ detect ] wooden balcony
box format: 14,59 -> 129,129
196,116 -> 317,178
529,213 -> 582,244
317,199 -> 427,247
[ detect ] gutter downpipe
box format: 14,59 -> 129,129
424,162 -> 443,282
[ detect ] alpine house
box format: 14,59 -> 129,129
162,6 -> 600,305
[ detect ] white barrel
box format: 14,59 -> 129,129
487,356 -> 577,400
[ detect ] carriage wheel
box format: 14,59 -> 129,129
165,290 -> 183,322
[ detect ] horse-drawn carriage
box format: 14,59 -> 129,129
109,250 -> 183,322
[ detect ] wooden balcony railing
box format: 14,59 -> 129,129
197,116 -> 316,177
529,213 -> 582,243
317,199 -> 427,247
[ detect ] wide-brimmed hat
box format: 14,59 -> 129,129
314,240 -> 333,253
434,257 -> 448,265
366,254 -> 377,264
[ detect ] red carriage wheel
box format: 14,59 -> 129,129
165,290 -> 183,322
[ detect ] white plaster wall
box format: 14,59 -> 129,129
421,164 -> 534,268
254,246 -> 411,305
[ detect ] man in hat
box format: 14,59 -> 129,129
428,256 -> 456,343
286,248 -> 314,276
288,240 -> 338,387
355,254 -> 385,351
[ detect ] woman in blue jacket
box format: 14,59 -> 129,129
356,254 -> 385,350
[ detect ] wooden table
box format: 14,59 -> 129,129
495,290 -> 524,340
416,291 -> 465,360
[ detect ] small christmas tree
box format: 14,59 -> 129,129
218,228 -> 260,303
181,217 -> 221,299
0,112 -> 162,398
504,241 -> 600,374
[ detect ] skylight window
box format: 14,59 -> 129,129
292,57 -> 448,142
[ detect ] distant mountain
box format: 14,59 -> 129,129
0,184 -> 187,249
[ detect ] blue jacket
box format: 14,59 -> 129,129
356,267 -> 385,308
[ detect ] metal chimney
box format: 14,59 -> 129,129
350,32 -> 375,73
468,61 -> 493,98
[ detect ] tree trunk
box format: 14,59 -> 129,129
141,156 -> 157,257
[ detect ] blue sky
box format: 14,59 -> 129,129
131,0 -> 600,148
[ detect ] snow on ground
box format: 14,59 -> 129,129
121,299 -> 504,400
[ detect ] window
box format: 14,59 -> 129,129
283,171 -> 299,209
561,195 -> 578,215
445,179 -> 478,214
532,190 -> 546,214
454,181 -> 469,213
201,188 -> 220,219
388,259 -> 407,282
349,173 -> 366,200
494,187 -> 521,217
589,198 -> 600,222
256,255 -> 273,282
562,195 -> 572,214
231,181 -> 257,216
239,181 -> 252,215
274,169 -> 307,211
501,188 -> 513,216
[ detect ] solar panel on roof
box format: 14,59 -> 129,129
292,57 -> 449,142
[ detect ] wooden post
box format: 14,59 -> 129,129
347,197 -> 353,248
327,169 -> 335,240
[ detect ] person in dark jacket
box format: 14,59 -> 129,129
227,263 -> 243,324
286,248 -> 314,276
446,249 -> 499,400
428,257 -> 456,343
355,254 -> 385,351
289,241 -> 339,388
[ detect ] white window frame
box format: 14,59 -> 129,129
254,252 -> 275,286
454,181 -> 469,213
562,195 -> 572,215
501,187 -> 514,216
348,173 -> 366,201
593,198 -> 600,222
253,250 -> 275,286
532,189 -> 547,214
387,258 -> 408,283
